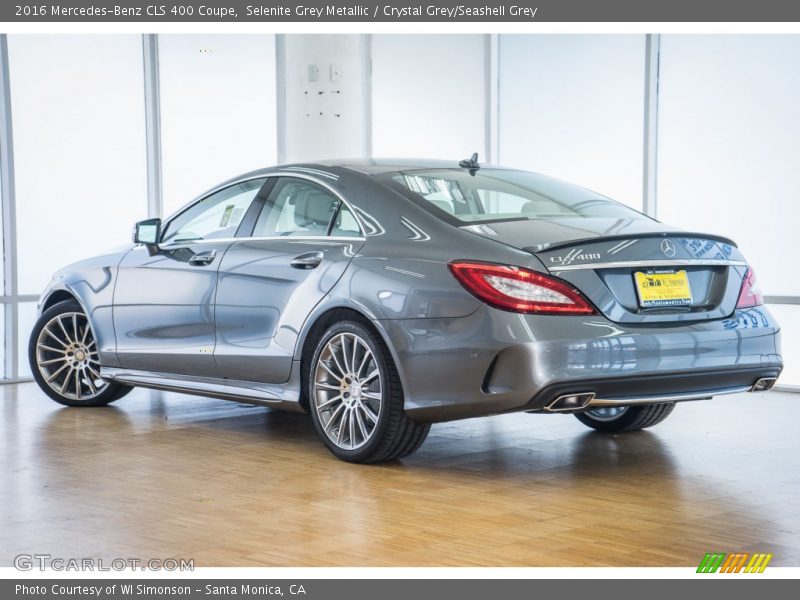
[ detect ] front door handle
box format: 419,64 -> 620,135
290,251 -> 324,270
189,250 -> 216,266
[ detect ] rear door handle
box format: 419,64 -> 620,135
189,250 -> 216,266
290,251 -> 324,270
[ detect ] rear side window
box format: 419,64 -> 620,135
251,178 -> 360,238
330,204 -> 361,237
389,169 -> 645,224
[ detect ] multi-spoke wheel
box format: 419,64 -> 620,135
574,402 -> 675,432
314,332 -> 382,450
308,320 -> 430,463
29,299 -> 131,407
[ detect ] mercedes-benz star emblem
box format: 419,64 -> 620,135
661,239 -> 676,257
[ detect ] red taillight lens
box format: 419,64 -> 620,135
448,261 -> 596,315
736,267 -> 764,309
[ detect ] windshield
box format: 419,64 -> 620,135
389,169 -> 646,223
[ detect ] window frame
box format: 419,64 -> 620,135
158,173 -> 366,247
159,176 -> 272,245
236,174 -> 365,240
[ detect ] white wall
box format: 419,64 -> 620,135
371,35 -> 486,160
498,35 -> 646,210
282,35 -> 368,163
159,34 -> 277,216
657,35 -> 800,387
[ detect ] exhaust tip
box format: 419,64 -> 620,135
544,392 -> 595,412
750,377 -> 777,392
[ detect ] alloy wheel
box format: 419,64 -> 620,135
35,311 -> 107,401
312,332 -> 382,450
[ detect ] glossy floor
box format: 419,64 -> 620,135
2,383 -> 799,567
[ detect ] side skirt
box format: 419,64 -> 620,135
100,363 -> 306,413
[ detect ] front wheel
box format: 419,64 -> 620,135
29,299 -> 132,407
308,320 -> 430,463
574,403 -> 675,432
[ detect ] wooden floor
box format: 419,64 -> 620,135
2,382 -> 799,567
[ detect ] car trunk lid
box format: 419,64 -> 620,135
460,218 -> 747,323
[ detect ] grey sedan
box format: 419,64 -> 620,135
29,158 -> 782,462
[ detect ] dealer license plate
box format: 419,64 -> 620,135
633,270 -> 692,308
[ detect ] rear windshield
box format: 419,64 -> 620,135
388,169 -> 646,223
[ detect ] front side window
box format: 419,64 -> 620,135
252,178 -> 354,237
162,178 -> 266,243
388,169 -> 646,224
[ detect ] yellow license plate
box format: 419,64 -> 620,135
634,270 -> 692,307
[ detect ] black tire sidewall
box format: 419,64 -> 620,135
307,320 -> 395,462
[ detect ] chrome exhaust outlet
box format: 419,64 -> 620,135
543,392 -> 595,413
750,377 -> 777,392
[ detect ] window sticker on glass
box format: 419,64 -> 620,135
229,207 -> 244,226
219,205 -> 235,227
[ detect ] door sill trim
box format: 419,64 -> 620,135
101,367 -> 304,411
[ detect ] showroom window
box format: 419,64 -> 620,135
8,35 -> 149,298
0,143 -> 5,379
1,33 -> 797,389
498,35 -> 646,210
371,35 -> 486,159
657,34 -> 800,386
3,34 -> 148,379
0,34 -> 281,381
158,34 -> 278,216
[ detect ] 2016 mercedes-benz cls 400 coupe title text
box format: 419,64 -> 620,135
30,157 -> 782,463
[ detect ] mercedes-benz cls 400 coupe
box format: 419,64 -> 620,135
29,158 -> 782,463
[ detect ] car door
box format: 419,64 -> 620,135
214,175 -> 365,383
113,177 -> 268,377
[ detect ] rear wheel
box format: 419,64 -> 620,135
308,320 -> 430,463
29,300 -> 132,407
574,403 -> 675,432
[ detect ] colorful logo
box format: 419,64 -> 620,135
697,552 -> 773,573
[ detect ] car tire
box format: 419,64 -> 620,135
29,299 -> 132,407
574,402 -> 675,432
308,320 -> 430,463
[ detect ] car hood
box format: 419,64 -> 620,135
459,217 -> 736,252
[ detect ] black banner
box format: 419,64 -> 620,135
3,0 -> 800,22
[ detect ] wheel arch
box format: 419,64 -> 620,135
296,304 -> 408,412
37,285 -> 115,359
40,288 -> 82,313
29,290 -> 131,407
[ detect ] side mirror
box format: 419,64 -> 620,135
133,218 -> 161,248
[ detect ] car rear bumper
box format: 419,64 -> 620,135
377,305 -> 783,423
525,366 -> 779,413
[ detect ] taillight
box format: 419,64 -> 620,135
448,261 -> 596,315
736,267 -> 764,309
